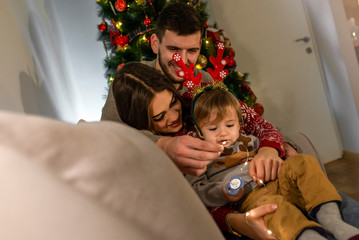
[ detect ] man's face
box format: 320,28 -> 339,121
151,30 -> 202,86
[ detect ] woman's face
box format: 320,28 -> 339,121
149,90 -> 183,134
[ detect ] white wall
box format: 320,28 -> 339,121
1,0 -> 106,123
0,0 -> 59,118
48,0 -> 108,122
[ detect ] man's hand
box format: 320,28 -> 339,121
249,147 -> 283,185
156,135 -> 223,176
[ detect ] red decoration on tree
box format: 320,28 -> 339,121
144,17 -> 152,26
252,103 -> 264,116
207,41 -> 229,81
117,63 -> 125,70
110,30 -> 119,46
98,22 -> 107,32
115,0 -> 127,12
226,47 -> 236,58
227,58 -> 236,67
207,28 -> 220,43
115,35 -> 129,47
204,22 -> 208,28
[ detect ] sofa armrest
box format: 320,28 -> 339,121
284,132 -> 327,176
0,110 -> 225,240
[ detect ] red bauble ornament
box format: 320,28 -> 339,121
115,0 -> 127,12
252,103 -> 264,116
98,22 -> 107,32
227,58 -> 236,67
144,18 -> 152,26
116,35 -> 129,47
117,63 -> 125,70
227,47 -> 235,58
207,30 -> 220,43
204,22 -> 208,28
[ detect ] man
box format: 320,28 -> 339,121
101,2 -> 359,238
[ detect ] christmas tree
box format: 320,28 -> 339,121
96,0 -> 264,115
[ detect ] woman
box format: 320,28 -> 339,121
112,62 -> 187,135
112,62 -> 278,240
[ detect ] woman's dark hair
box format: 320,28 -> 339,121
156,2 -> 203,42
112,62 -> 182,133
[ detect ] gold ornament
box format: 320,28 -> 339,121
135,0 -> 145,5
96,0 -> 102,3
103,0 -> 108,3
195,54 -> 208,69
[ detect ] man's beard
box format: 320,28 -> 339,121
157,50 -> 185,85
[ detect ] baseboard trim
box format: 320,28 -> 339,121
324,150 -> 359,165
342,150 -> 359,161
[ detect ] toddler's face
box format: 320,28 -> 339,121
199,106 -> 240,147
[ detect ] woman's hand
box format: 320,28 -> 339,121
284,143 -> 298,159
227,204 -> 278,240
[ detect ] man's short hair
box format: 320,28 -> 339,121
156,2 -> 203,42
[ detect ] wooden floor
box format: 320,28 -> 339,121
324,151 -> 359,201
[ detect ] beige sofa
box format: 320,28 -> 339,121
0,110 -> 324,240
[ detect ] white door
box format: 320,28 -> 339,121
208,0 -> 342,163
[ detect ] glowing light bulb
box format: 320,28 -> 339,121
116,21 -> 122,29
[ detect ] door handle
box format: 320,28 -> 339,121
295,36 -> 310,43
